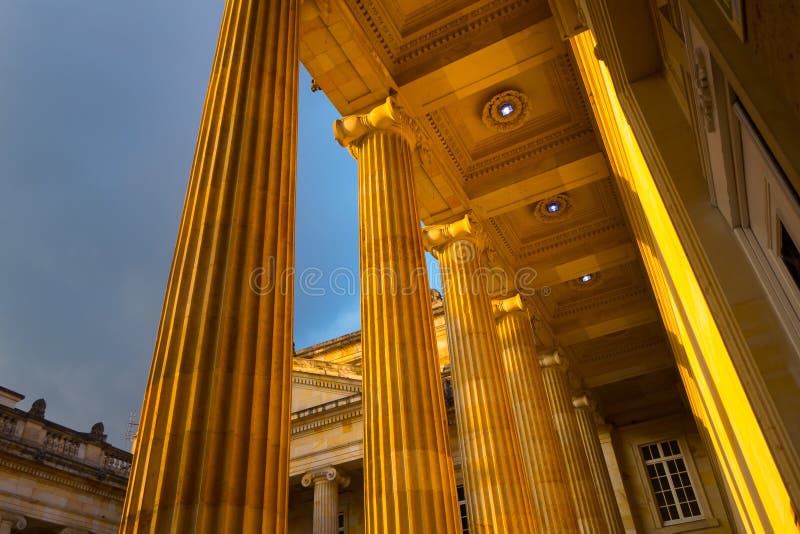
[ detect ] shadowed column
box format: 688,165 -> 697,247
573,395 -> 625,534
540,353 -> 606,533
302,467 -> 350,534
120,1 -> 299,531
424,214 -> 536,533
333,96 -> 461,534
493,294 -> 580,533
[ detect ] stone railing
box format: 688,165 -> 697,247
44,431 -> 81,457
0,404 -> 131,481
0,412 -> 18,437
104,451 -> 132,476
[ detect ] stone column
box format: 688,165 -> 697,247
540,353 -> 606,533
0,513 -> 25,534
334,97 -> 461,533
492,294 -> 580,532
302,467 -> 351,534
120,1 -> 300,532
573,395 -> 626,534
424,214 -> 536,533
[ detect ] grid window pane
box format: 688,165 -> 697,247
641,440 -> 703,526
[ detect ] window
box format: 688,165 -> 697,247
337,511 -> 345,534
457,485 -> 469,533
780,222 -> 800,290
641,440 -> 703,525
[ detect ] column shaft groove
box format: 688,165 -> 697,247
335,98 -> 461,534
427,222 -> 536,533
120,1 -> 299,532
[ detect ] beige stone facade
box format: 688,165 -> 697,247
0,387 -> 130,533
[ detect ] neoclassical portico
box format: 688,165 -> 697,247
120,0 -> 800,532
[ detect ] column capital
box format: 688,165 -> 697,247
572,393 -> 595,411
492,293 -> 526,318
422,213 -> 487,257
333,96 -> 417,151
302,466 -> 351,489
539,351 -> 568,370
0,512 -> 26,532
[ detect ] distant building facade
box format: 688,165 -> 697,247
0,386 -> 130,534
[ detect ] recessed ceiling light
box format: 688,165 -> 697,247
546,201 -> 561,213
499,102 -> 515,117
580,273 -> 594,283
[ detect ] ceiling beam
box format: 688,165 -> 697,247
527,243 -> 638,288
557,307 -> 660,345
398,18 -> 565,113
469,152 -> 609,219
583,353 -> 674,388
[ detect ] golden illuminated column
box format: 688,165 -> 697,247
493,294 -> 580,533
333,97 -> 461,533
424,214 -> 536,533
540,353 -> 606,533
573,395 -> 625,534
120,1 -> 299,532
302,467 -> 350,534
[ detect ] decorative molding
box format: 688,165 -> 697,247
518,219 -> 626,259
0,456 -> 125,500
292,374 -> 362,394
552,286 -> 647,319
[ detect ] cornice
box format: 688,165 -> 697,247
517,218 -> 626,260
0,453 -> 125,501
292,374 -> 362,394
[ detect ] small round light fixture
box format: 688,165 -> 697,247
546,201 -> 561,213
482,90 -> 529,132
580,274 -> 594,284
499,102 -> 515,117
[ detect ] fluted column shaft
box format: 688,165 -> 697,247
333,97 -> 461,534
540,355 -> 606,533
302,467 -> 350,534
120,1 -> 299,531
493,295 -> 580,533
573,396 -> 625,534
424,215 -> 536,533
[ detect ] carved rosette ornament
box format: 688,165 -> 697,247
482,89 -> 530,132
534,194 -> 573,223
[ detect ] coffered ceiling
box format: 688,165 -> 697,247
299,0 -> 678,423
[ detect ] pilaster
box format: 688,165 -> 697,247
424,214 -> 536,533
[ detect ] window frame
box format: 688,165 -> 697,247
632,435 -> 717,531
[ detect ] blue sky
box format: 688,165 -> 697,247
0,1 -> 427,447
